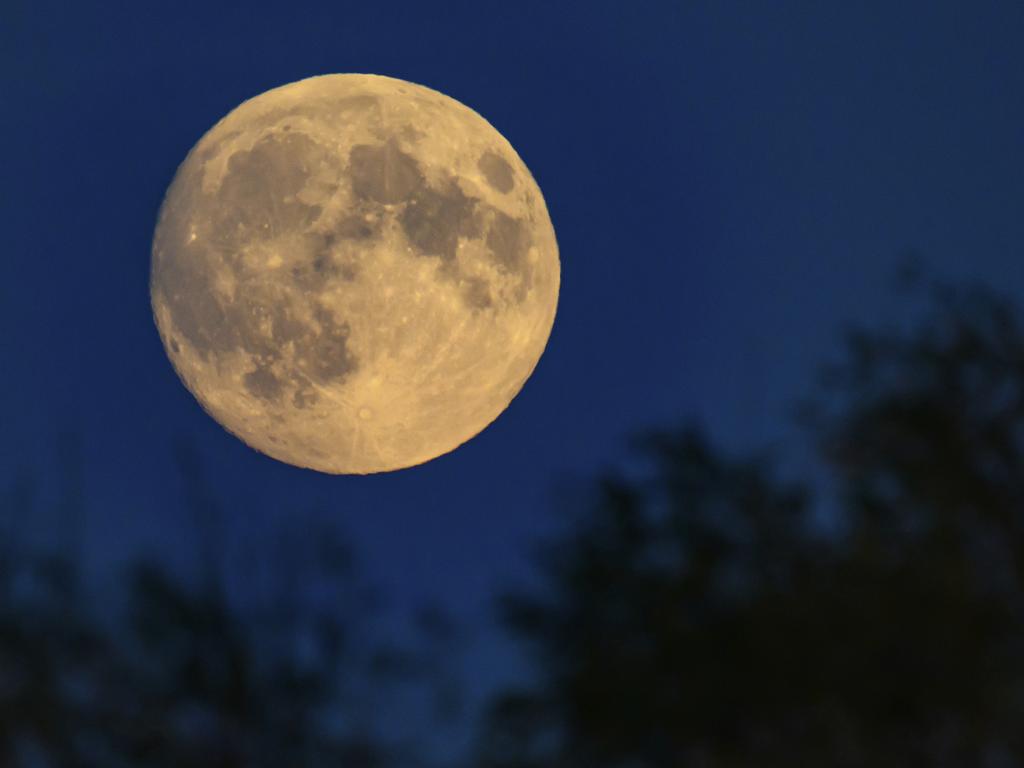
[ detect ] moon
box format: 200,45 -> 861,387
150,74 -> 559,474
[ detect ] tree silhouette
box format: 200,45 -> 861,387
479,281 -> 1024,767
8,278 -> 1024,767
0,438 -> 462,768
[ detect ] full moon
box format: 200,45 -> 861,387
151,74 -> 559,474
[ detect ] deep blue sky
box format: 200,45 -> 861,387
4,0 -> 1024,729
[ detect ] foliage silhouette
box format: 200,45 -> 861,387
0,440 -> 460,768
479,281 -> 1024,767
5,278 -> 1024,767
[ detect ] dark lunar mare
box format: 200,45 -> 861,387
344,137 -> 534,304
399,180 -> 481,263
477,150 -> 515,193
153,131 -> 361,404
485,209 -> 531,273
348,139 -> 423,204
155,127 -> 540,410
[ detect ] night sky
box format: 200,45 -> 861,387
4,0 -> 1024,723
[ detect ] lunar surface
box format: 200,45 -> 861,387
151,74 -> 559,474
